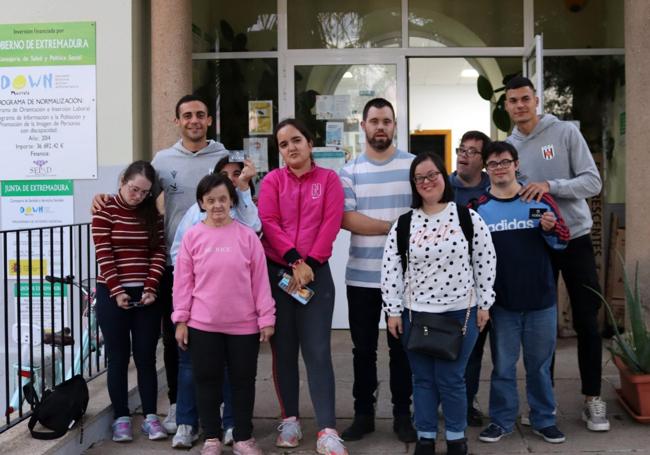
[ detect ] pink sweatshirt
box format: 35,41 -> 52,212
258,165 -> 344,267
171,221 -> 275,335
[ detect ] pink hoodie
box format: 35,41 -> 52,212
258,165 -> 344,267
172,221 -> 275,335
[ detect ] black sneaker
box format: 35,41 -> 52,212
393,414 -> 417,443
478,423 -> 512,442
446,437 -> 468,455
467,406 -> 483,427
413,437 -> 435,455
341,415 -> 374,441
533,425 -> 566,444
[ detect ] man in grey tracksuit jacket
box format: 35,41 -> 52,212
504,76 -> 610,433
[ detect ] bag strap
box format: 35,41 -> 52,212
28,411 -> 68,440
456,204 -> 474,257
396,210 -> 413,276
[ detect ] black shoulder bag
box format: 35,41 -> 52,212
26,374 -> 89,441
396,205 -> 474,361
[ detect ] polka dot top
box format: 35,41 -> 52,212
381,203 -> 496,316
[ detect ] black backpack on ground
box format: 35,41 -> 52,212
26,374 -> 89,441
396,204 -> 474,275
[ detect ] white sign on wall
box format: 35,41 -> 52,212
0,22 -> 97,179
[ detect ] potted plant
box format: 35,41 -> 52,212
594,261 -> 650,422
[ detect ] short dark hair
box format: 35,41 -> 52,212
213,156 -> 256,197
504,75 -> 536,92
409,152 -> 454,209
482,141 -> 519,164
362,98 -> 395,121
175,94 -> 209,119
273,118 -> 315,147
460,130 -> 491,149
195,173 -> 239,212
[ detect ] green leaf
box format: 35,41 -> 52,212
477,75 -> 494,101
220,20 -> 235,42
502,72 -> 519,86
492,107 -> 510,132
496,93 -> 506,109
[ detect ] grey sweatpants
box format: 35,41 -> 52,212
267,261 -> 336,429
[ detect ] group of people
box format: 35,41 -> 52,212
90,75 -> 609,455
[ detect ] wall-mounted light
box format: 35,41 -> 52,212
460,69 -> 479,78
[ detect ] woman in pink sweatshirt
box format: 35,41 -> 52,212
172,173 -> 275,455
258,118 -> 346,455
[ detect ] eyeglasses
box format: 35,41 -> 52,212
126,182 -> 151,197
413,171 -> 441,185
455,147 -> 481,157
486,159 -> 515,170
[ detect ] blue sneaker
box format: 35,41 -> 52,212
141,414 -> 168,440
111,416 -> 133,442
479,423 -> 512,442
533,425 -> 566,443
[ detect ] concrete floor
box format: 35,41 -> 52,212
84,331 -> 649,455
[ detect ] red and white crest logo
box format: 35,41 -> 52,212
541,144 -> 555,160
311,183 -> 322,199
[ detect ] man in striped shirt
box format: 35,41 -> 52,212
339,98 -> 416,443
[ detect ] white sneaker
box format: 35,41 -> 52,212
162,403 -> 177,434
172,424 -> 199,449
276,416 -> 303,448
223,427 -> 234,446
582,397 -> 610,431
317,428 -> 348,455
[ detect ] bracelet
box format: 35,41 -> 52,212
290,258 -> 304,269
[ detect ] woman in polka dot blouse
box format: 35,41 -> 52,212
381,152 -> 496,455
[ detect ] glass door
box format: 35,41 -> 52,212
523,34 -> 544,113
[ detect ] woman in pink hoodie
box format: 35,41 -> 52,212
258,118 -> 346,455
172,173 -> 275,455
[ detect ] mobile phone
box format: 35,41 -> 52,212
278,272 -> 315,305
228,150 -> 246,163
529,207 -> 548,219
127,300 -> 143,308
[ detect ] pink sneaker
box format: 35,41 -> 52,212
233,437 -> 263,455
317,428 -> 348,455
201,438 -> 223,455
276,416 -> 302,448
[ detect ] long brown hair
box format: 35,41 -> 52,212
121,160 -> 160,249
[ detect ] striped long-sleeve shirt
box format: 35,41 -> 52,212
92,193 -> 166,298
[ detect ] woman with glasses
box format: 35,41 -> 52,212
92,160 -> 168,443
381,152 -> 496,455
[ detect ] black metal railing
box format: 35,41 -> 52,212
1,223 -> 104,433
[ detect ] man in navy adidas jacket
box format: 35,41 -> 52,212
474,141 -> 570,445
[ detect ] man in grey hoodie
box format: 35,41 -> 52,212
150,95 -> 228,433
504,76 -> 609,432
93,94 -> 229,433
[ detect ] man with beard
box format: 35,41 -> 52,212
449,130 -> 492,427
339,98 -> 416,443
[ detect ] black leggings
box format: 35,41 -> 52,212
188,327 -> 260,441
96,284 -> 161,418
159,266 -> 178,404
268,261 -> 337,429
551,234 -> 602,396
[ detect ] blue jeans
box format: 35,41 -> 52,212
401,307 -> 478,441
176,347 -> 234,429
489,305 -> 557,432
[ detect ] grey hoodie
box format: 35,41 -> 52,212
507,114 -> 601,239
152,139 -> 228,261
